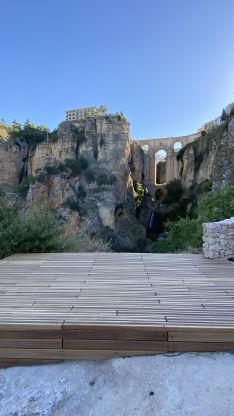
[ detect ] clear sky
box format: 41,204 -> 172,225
0,0 -> 234,139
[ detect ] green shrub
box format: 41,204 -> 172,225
163,179 -> 184,204
11,120 -> 48,149
36,171 -> 48,183
200,185 -> 234,222
44,165 -> 60,175
57,162 -> 66,172
92,186 -> 103,193
158,179 -> 213,222
48,129 -> 58,142
134,182 -> 144,208
71,127 -> 87,145
151,217 -> 202,253
155,187 -> 167,201
158,179 -> 190,221
78,156 -> 89,170
85,169 -> 95,183
66,198 -> 80,211
107,173 -> 116,185
61,156 -> 89,175
17,176 -> 36,197
151,185 -> 234,253
0,200 -> 67,258
78,185 -> 86,198
96,173 -> 116,186
221,109 -> 227,122
96,174 -> 107,186
169,217 -> 202,248
151,239 -> 185,253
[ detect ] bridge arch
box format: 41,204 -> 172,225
142,144 -> 149,153
155,150 -> 167,185
173,141 -> 182,152
138,132 -> 200,195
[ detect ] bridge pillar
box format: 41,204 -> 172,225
143,154 -> 156,194
166,151 -> 179,183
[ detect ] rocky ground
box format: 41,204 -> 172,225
1,353 -> 234,416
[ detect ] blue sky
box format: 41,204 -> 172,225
0,0 -> 234,139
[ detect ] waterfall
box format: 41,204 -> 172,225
148,208 -> 156,232
147,203 -> 164,234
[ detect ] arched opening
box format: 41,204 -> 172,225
173,141 -> 182,152
155,150 -> 167,185
142,144 -> 149,153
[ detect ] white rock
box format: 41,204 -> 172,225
1,354 -> 234,416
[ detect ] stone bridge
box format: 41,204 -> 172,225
138,133 -> 200,195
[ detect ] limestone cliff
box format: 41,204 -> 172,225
0,115 -> 146,251
0,140 -> 28,185
177,115 -> 234,189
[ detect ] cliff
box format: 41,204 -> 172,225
0,115 -> 146,251
177,114 -> 234,189
0,140 -> 28,185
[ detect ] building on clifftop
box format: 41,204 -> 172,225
65,106 -> 108,121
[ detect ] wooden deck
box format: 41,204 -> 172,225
0,252 -> 234,366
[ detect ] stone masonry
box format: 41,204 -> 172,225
203,217 -> 234,259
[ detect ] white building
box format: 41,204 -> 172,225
198,101 -> 234,133
65,106 -> 107,121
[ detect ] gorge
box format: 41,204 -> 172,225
0,103 -> 233,255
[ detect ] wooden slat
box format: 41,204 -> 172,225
62,329 -> 167,341
0,339 -> 62,348
0,330 -> 62,339
63,339 -> 166,351
0,359 -> 63,368
168,330 -> 234,343
0,348 -> 162,360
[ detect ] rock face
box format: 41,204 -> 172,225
0,115 -> 146,251
203,217 -> 234,259
212,118 -> 234,190
178,116 -> 234,189
0,140 -> 28,185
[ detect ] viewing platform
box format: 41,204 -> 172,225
0,253 -> 233,367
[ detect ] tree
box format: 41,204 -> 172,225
221,108 -> 227,122
100,106 -> 108,114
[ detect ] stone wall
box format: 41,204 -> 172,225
203,217 -> 234,259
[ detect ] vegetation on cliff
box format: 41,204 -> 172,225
58,156 -> 89,175
0,115 -> 147,253
176,123 -> 227,177
176,110 -> 234,188
151,185 -> 234,253
0,120 -> 58,149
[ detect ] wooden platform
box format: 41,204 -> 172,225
0,252 -> 234,366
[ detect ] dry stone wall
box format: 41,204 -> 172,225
203,217 -> 234,259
